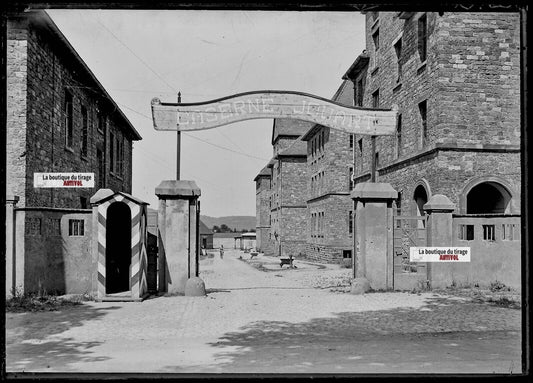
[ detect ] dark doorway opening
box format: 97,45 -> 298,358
467,182 -> 511,214
106,202 -> 132,294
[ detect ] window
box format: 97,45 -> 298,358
372,28 -> 380,51
64,90 -> 73,149
374,152 -> 379,169
110,132 -> 115,173
80,196 -> 88,209
69,219 -> 85,236
81,106 -> 88,158
349,134 -> 354,148
355,78 -> 364,107
349,167 -> 354,191
418,14 -> 427,62
372,90 -> 380,109
419,100 -> 428,147
97,149 -> 105,188
502,223 -> 517,241
98,112 -> 106,134
348,211 -> 353,235
26,218 -> 42,236
459,224 -> 474,240
482,224 -> 495,241
343,250 -> 352,258
394,38 -> 402,81
396,114 -> 402,158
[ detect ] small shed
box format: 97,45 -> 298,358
90,189 -> 149,301
199,220 -> 214,249
235,232 -> 257,251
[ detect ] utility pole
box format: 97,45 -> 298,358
177,92 -> 181,180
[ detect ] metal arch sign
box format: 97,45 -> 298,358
151,91 -> 397,136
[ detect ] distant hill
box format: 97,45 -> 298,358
146,209 -> 256,232
200,215 -> 256,231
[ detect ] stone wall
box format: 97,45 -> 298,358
14,208 -> 94,295
7,19 -> 29,208
306,195 -> 353,263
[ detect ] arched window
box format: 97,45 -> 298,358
466,182 -> 512,214
413,185 -> 428,216
413,185 -> 428,229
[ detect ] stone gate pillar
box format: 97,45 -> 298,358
423,194 -> 455,289
351,183 -> 397,293
156,180 -> 203,295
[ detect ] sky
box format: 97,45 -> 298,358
47,9 -> 366,217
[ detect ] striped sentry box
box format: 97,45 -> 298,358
96,193 -> 148,299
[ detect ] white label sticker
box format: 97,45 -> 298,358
410,247 -> 471,262
34,173 -> 95,188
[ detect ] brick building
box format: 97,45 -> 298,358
343,11 -> 520,217
301,80 -> 356,263
6,10 -> 142,210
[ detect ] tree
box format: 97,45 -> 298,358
213,225 -> 220,233
220,224 -> 230,232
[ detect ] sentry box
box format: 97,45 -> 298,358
90,189 -> 150,301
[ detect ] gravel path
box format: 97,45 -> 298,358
5,249 -> 521,374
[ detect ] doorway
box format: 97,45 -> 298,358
106,202 -> 132,294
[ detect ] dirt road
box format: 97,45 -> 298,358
5,249 -> 522,374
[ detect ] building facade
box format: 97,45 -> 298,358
254,119 -> 312,257
7,10 -> 142,210
345,11 -> 520,216
301,80 -> 355,263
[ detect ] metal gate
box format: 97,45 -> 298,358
393,213 -> 428,290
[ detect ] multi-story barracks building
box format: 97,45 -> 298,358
301,80 -> 356,263
254,119 -> 312,257
344,11 -> 520,217
342,11 -> 521,288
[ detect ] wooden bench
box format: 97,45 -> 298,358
280,256 -> 294,268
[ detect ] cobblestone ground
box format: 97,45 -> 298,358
5,249 -> 522,375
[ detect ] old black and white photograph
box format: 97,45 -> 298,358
2,1 -> 528,377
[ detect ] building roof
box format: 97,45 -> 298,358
271,118 -> 315,145
253,165 -> 271,181
276,139 -> 307,158
90,189 -> 149,206
301,80 -> 354,141
28,11 -> 142,141
199,220 -> 213,235
342,50 -> 370,80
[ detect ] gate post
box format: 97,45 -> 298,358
423,194 -> 455,289
351,183 -> 397,293
155,180 -> 203,295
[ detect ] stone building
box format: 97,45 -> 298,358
253,164 -> 273,254
254,119 -> 312,257
6,10 -> 142,210
342,11 -> 521,288
301,80 -> 356,263
6,10 -> 142,297
344,11 -> 520,216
